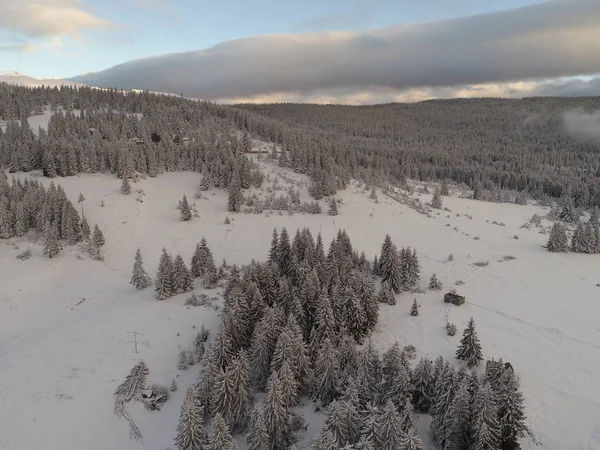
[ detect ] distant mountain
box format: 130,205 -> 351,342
0,72 -> 85,88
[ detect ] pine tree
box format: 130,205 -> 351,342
328,197 -> 339,216
410,299 -> 419,316
91,223 -> 105,255
558,202 -> 575,223
267,228 -> 279,266
227,175 -> 243,213
315,337 -> 340,405
173,254 -> 194,294
472,383 -> 500,450
191,243 -> 202,278
431,188 -> 443,209
246,408 -> 270,450
444,380 -> 471,450
131,248 -> 152,289
175,385 -> 207,450
376,400 -> 408,450
570,222 -> 586,252
278,359 -> 300,408
429,273 -> 443,291
43,220 -> 60,258
207,413 -> 237,450
181,194 -> 192,221
456,317 -> 483,368
81,216 -> 90,241
398,397 -> 415,433
547,222 -> 569,252
121,177 -> 131,195
402,248 -> 421,291
497,371 -> 527,450
229,350 -> 252,431
155,248 -> 174,300
440,180 -> 449,196
263,372 -> 291,449
403,429 -> 423,450
380,239 -> 402,294
411,358 -> 433,413
377,282 -> 396,305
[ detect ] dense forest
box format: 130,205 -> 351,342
1,83 -> 600,209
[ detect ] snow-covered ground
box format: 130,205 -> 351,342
1,160 -> 599,450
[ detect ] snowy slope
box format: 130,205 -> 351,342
0,72 -> 84,88
1,162 -> 599,450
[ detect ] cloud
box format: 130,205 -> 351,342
563,109 -> 600,142
0,0 -> 114,40
72,0 -> 600,103
0,42 -> 36,53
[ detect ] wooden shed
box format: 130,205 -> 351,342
444,292 -> 465,306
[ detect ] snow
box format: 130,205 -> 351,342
1,160 -> 599,450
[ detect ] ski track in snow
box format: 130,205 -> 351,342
1,162 -> 599,450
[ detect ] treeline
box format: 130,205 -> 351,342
0,173 -> 105,257
4,83 -> 598,210
166,228 -> 528,450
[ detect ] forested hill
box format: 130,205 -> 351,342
236,98 -> 600,208
1,81 -> 600,209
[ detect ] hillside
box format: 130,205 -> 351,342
1,154 -> 599,449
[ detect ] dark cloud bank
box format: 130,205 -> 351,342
72,0 -> 600,103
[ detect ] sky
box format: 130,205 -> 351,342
1,0 -> 600,104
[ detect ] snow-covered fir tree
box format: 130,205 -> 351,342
456,317 -> 483,368
91,223 -> 105,255
497,371 -> 527,449
180,194 -> 192,221
173,254 -> 194,294
43,220 -> 60,258
378,282 -> 396,305
207,413 -> 237,450
81,216 -> 91,241
471,383 -> 501,450
246,408 -> 270,450
547,222 -> 569,252
263,371 -> 292,449
429,273 -> 443,291
431,188 -> 443,209
411,358 -> 433,413
155,248 -> 174,300
175,385 -> 207,450
328,197 -> 338,216
379,235 -> 403,293
130,248 -> 152,289
227,174 -> 243,213
410,299 -> 419,316
121,177 -> 131,195
376,400 -> 408,450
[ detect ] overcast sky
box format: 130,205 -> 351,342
1,0 -> 599,103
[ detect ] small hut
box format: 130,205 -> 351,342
444,292 -> 465,306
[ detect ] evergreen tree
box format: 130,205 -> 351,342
377,282 -> 396,305
267,228 -> 279,266
328,197 -> 339,216
324,400 -> 349,446
570,222 -> 586,252
173,254 -> 194,294
431,188 -> 443,209
472,383 -> 501,450
43,220 -> 60,258
380,238 -> 402,294
314,337 -> 340,405
81,216 -> 90,241
180,194 -> 192,221
547,222 -> 569,252
410,299 -> 419,316
411,358 -> 433,413
403,429 -> 424,450
155,248 -> 174,300
278,359 -> 300,408
278,227 -> 292,277
130,248 -> 152,289
207,413 -> 237,450
440,180 -> 450,196
263,371 -> 291,449
175,385 -> 207,450
191,243 -> 202,278
444,380 -> 471,450
246,408 -> 270,450
497,372 -> 527,450
558,202 -> 575,223
429,273 -> 443,291
456,317 -> 483,368
91,223 -> 105,255
229,350 -> 253,431
121,177 -> 131,195
376,400 -> 408,450
398,397 -> 415,434
227,175 -> 243,213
